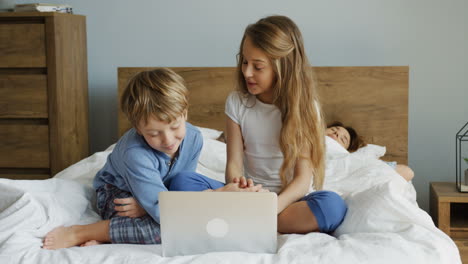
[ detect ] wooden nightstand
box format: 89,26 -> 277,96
430,182 -> 468,239
430,182 -> 468,263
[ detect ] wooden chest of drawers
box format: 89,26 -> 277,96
0,12 -> 89,179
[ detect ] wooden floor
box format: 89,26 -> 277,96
456,239 -> 468,263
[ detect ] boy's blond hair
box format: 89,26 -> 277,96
121,68 -> 188,128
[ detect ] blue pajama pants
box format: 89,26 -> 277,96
170,171 -> 347,233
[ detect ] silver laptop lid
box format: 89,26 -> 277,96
160,191 -> 277,257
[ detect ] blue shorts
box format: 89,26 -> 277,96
300,191 -> 347,233
170,172 -> 347,233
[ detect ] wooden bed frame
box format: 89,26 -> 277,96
118,66 -> 408,164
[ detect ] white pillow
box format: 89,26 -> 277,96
322,138 -> 388,193
353,144 -> 386,159
196,126 -> 223,140
195,126 -> 226,183
325,136 -> 349,159
196,138 -> 226,183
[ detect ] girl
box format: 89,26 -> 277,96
224,15 -> 347,234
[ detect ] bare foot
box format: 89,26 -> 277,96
80,240 -> 103,247
43,226 -> 82,250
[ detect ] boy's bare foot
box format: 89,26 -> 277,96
43,226 -> 81,250
80,240 -> 103,247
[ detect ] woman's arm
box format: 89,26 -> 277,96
225,117 -> 245,184
277,152 -> 314,213
395,164 -> 415,181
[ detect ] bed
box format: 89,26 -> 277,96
0,66 -> 461,264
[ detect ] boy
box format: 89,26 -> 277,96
43,68 -> 203,249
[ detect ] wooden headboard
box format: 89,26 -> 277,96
118,66 -> 408,164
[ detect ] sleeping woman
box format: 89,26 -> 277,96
325,121 -> 414,181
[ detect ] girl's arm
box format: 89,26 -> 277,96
225,117 -> 245,184
277,151 -> 314,213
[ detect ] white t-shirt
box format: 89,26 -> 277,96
225,91 -> 284,193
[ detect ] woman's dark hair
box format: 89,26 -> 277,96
327,121 -> 367,152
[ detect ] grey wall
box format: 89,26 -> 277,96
16,0 -> 468,212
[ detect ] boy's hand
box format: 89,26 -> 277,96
114,197 -> 147,218
231,177 -> 254,188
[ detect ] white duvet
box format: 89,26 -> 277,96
0,129 -> 461,264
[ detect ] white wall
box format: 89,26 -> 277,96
16,0 -> 468,211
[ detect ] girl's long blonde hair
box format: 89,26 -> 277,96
236,15 -> 326,190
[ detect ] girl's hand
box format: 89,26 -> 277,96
231,177 -> 254,188
216,182 -> 267,192
114,197 -> 147,218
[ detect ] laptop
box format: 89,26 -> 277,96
159,191 -> 278,257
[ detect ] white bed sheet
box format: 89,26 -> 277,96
0,130 -> 461,264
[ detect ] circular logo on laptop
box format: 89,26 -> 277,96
206,218 -> 229,238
